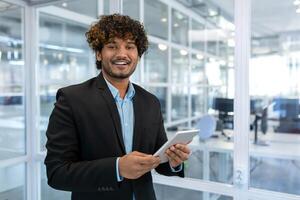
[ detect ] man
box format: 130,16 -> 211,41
45,14 -> 191,200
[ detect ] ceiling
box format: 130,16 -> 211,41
177,0 -> 300,38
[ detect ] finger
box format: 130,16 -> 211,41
171,146 -> 190,161
174,144 -> 191,154
136,156 -> 159,165
165,149 -> 182,164
169,146 -> 185,158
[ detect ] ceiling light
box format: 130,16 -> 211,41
43,59 -> 48,65
173,23 -> 179,27
196,54 -> 204,60
294,0 -> 300,6
62,2 -> 68,7
158,44 -> 167,51
209,57 -> 215,62
297,7 -> 300,13
161,18 -> 167,22
180,49 -> 188,56
208,9 -> 217,16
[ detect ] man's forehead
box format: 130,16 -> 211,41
107,37 -> 136,44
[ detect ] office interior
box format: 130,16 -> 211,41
0,0 -> 300,199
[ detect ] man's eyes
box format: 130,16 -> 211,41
126,45 -> 136,49
106,44 -> 136,50
107,45 -> 116,49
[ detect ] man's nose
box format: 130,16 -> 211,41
115,47 -> 128,59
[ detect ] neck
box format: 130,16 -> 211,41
102,72 -> 129,99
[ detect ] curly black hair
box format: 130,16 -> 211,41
85,13 -> 149,69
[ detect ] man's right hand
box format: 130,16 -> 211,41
119,151 -> 160,179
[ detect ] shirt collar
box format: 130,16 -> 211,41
104,77 -> 135,100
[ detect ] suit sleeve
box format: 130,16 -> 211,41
154,103 -> 184,178
44,89 -> 119,192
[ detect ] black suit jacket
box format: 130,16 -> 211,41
44,73 -> 184,200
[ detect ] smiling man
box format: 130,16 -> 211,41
44,14 -> 191,200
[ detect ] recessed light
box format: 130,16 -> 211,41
180,49 -> 188,56
161,18 -> 167,22
196,54 -> 204,60
294,0 -> 300,6
62,2 -> 68,7
158,44 -> 167,51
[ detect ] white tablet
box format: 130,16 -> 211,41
154,129 -> 199,163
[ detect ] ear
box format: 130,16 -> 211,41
96,51 -> 102,61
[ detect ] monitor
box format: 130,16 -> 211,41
212,98 -> 233,113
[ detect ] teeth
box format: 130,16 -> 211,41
113,61 -> 128,65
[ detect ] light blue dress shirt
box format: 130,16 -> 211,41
104,78 -> 135,182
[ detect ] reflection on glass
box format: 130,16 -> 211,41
123,0 -> 139,21
206,26 -> 219,56
130,62 -> 140,83
144,43 -> 168,83
191,54 -> 205,85
250,0 -> 300,195
191,87 -> 206,117
102,0 -> 110,15
205,57 -> 222,86
209,152 -> 233,184
191,19 -> 205,51
41,163 -> 71,200
171,87 -> 188,121
144,0 -> 168,39
0,164 -> 25,200
146,87 -> 167,121
171,48 -> 189,84
172,9 -> 189,46
39,13 -> 93,151
55,0 -> 98,18
0,5 -> 25,160
250,156 -> 300,195
185,149 -> 203,179
154,184 -> 233,200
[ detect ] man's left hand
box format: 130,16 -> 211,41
165,144 -> 191,168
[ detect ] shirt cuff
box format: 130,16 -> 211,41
116,157 -> 124,182
169,163 -> 183,172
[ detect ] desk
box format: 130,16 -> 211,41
184,132 -> 300,199
188,131 -> 300,160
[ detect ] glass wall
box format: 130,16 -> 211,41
249,0 -> 300,195
0,3 -> 25,160
143,0 -> 235,188
37,0 -> 97,199
154,184 -> 233,200
38,11 -> 94,152
0,164 -> 25,200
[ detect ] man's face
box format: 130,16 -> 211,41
97,37 -> 139,80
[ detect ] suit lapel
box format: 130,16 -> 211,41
132,88 -> 144,151
96,73 -> 126,154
